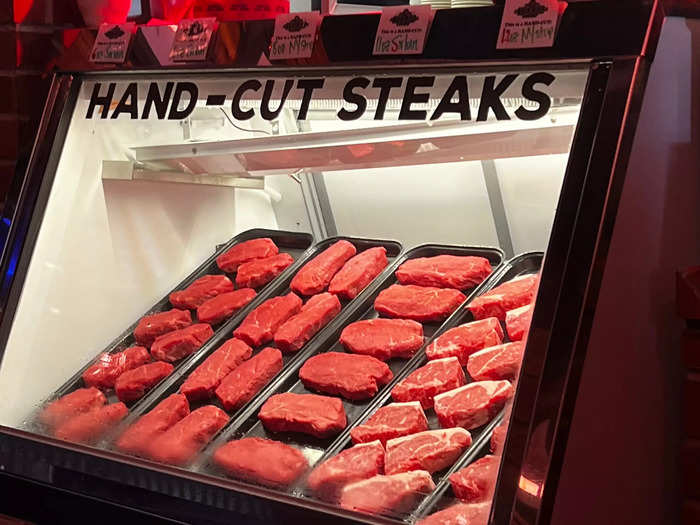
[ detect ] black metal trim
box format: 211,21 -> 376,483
0,75 -> 80,368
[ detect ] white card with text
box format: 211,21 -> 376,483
497,0 -> 562,49
91,23 -> 134,63
270,13 -> 322,60
373,6 -> 433,56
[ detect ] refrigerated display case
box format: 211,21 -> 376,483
1,2 -> 693,525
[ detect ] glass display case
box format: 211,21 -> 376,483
0,3 -> 677,524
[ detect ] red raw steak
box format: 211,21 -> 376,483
506,304 -> 533,341
235,253 -> 294,289
180,338 -> 253,401
425,318 -> 504,366
134,309 -> 192,347
491,422 -> 508,454
169,275 -> 234,310
449,455 -> 499,502
233,292 -> 302,347
151,323 -> 214,362
467,342 -> 524,382
375,285 -> 466,323
116,394 -> 190,456
291,240 -> 357,296
308,441 -> 385,502
328,247 -> 388,299
54,402 -> 128,444
299,352 -> 393,400
213,437 -> 308,487
215,347 -> 283,411
147,405 -> 229,465
351,402 -> 428,445
39,388 -> 106,430
115,361 -> 174,402
396,255 -> 492,291
434,381 -> 514,429
274,293 -> 341,352
197,288 -> 257,324
82,346 -> 150,389
469,274 -> 539,321
340,319 -> 424,361
216,237 -> 278,273
340,470 -> 435,515
391,357 -> 466,409
418,502 -> 491,525
258,392 -> 347,438
385,428 -> 472,475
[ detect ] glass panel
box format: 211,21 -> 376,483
0,66 -> 588,524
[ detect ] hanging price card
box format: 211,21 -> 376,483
497,0 -> 563,49
170,18 -> 217,62
373,6 -> 433,56
270,12 -> 322,60
90,23 -> 134,63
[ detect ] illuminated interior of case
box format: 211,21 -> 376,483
0,68 -> 587,523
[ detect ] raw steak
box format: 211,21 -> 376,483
115,361 -> 175,402
290,240 -> 357,296
134,309 -> 192,346
147,405 -> 229,465
233,292 -> 302,347
469,274 -> 539,321
340,470 -> 435,515
506,304 -> 533,341
417,502 -> 491,525
434,381 -> 514,429
396,255 -> 492,291
213,437 -> 309,488
180,338 -> 253,401
150,323 -> 214,362
391,357 -> 466,409
308,441 -> 385,502
215,347 -> 283,411
54,402 -> 128,444
258,392 -> 347,438
340,319 -> 424,361
196,288 -> 257,324
375,285 -> 466,323
350,402 -> 428,445
274,293 -> 341,352
328,247 -> 388,299
169,275 -> 234,310
491,422 -> 508,454
216,237 -> 278,273
235,253 -> 294,289
299,352 -> 393,400
82,346 -> 150,389
425,318 -> 504,366
467,342 -> 524,382
116,394 -> 190,456
385,428 -> 472,475
450,455 -> 499,502
39,387 -> 106,430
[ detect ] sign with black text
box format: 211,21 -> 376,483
373,6 -> 433,56
270,13 -> 321,60
497,0 -> 562,49
169,18 -> 216,62
90,23 -> 134,63
83,72 -> 560,124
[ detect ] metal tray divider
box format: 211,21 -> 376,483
109,235 -> 403,453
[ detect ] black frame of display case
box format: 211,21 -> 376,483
0,2 -> 669,524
